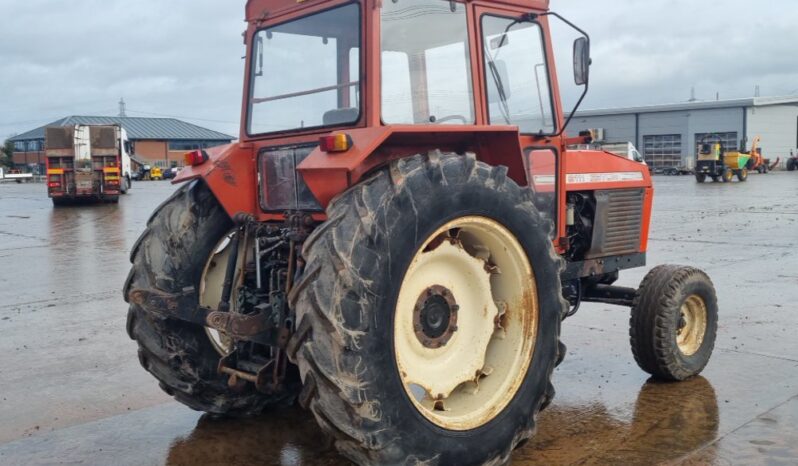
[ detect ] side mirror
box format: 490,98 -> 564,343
573,37 -> 590,86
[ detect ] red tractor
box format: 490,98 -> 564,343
125,0 -> 719,463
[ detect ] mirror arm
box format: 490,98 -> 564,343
539,12 -> 591,137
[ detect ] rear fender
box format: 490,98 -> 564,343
297,125 -> 527,208
173,143 -> 257,218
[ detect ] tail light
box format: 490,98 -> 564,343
319,134 -> 353,153
48,182 -> 61,189
185,150 -> 209,166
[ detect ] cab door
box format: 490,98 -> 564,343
473,5 -> 567,247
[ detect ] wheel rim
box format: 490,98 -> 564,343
677,295 -> 708,356
394,216 -> 538,431
199,232 -> 241,356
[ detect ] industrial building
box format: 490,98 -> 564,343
9,116 -> 234,173
569,96 -> 798,169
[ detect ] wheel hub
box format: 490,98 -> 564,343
414,286 -> 459,348
677,294 -> 708,356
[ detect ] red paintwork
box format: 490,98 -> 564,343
177,0 -> 654,257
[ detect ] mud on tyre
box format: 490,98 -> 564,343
124,181 -> 296,415
289,152 -> 568,465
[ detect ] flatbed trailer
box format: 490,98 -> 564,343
0,168 -> 34,183
45,125 -> 133,205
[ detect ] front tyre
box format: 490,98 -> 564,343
721,168 -> 734,183
695,173 -> 707,183
737,168 -> 748,182
630,265 -> 718,381
290,153 -> 567,465
124,181 -> 294,415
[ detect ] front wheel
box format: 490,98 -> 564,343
721,168 -> 734,183
290,153 -> 567,465
737,168 -> 748,182
630,265 -> 718,381
695,173 -> 707,183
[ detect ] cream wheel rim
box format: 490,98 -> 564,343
394,216 -> 538,431
199,232 -> 241,356
677,295 -> 708,356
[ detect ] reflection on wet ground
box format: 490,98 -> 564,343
1,175 -> 798,465
2,376 -> 796,465
525,377 -> 720,464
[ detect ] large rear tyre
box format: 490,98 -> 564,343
694,173 -> 707,183
121,176 -> 130,194
290,153 -> 567,465
124,181 -> 297,415
630,265 -> 718,381
788,159 -> 797,171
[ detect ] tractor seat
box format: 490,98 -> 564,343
323,108 -> 359,126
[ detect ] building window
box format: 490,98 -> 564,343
695,132 -> 738,153
168,140 -> 227,151
643,134 -> 682,168
14,141 -> 26,152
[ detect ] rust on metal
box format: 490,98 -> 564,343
205,310 -> 272,338
413,285 -> 459,349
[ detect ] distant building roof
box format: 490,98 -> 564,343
9,116 -> 235,142
574,94 -> 798,118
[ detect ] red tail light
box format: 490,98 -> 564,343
185,150 -> 209,166
319,134 -> 353,153
48,182 -> 61,188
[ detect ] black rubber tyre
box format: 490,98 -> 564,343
736,168 -> 748,182
124,181 -> 297,415
710,176 -> 720,183
630,265 -> 718,381
788,159 -> 797,172
289,152 -> 567,465
721,168 -> 733,183
121,176 -> 130,194
694,173 -> 707,183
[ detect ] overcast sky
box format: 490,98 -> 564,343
1,0 -> 797,139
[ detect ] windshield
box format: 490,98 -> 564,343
381,0 -> 474,125
481,16 -> 555,134
248,3 -> 361,135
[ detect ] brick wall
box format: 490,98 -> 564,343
12,151 -> 45,167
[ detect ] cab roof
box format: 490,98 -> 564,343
245,0 -> 550,23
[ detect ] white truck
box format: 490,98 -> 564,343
0,168 -> 34,183
45,124 -> 133,205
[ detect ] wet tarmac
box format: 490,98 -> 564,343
0,173 -> 797,465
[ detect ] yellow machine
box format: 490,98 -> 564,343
695,135 -> 749,183
147,167 -> 164,181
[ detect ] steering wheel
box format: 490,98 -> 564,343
431,114 -> 468,125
